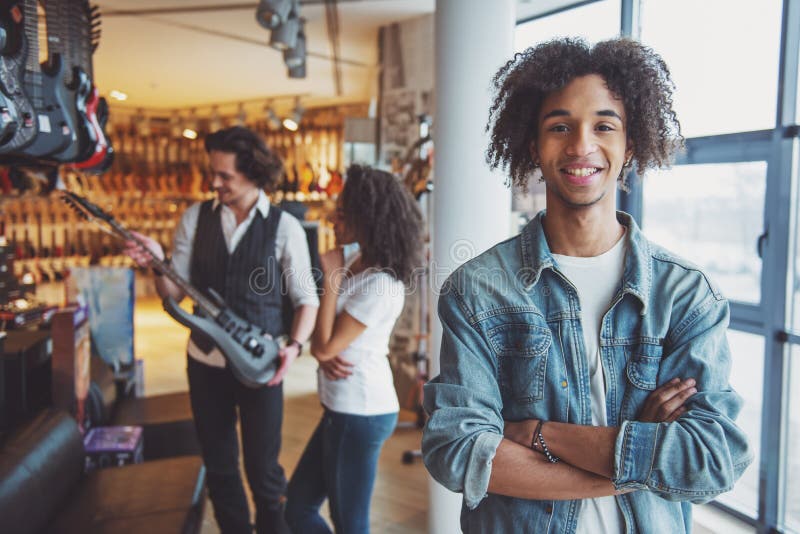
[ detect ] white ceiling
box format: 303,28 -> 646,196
93,0 -> 588,114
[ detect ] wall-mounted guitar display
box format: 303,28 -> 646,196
0,0 -> 112,169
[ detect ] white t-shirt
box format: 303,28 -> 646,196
552,231 -> 627,534
317,254 -> 404,416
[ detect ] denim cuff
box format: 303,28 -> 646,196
612,420 -> 660,489
463,432 -> 503,509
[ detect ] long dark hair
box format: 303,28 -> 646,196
340,165 -> 424,284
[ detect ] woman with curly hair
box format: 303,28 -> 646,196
422,37 -> 750,533
285,165 -> 424,534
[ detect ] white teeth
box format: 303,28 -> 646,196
564,167 -> 598,177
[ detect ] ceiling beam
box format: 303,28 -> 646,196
101,0 -> 395,17
118,15 -> 372,67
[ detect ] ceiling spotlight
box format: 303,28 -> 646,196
210,106 -> 222,132
269,0 -> 300,51
282,117 -> 298,131
288,61 -> 306,79
256,0 -> 292,30
283,19 -> 305,69
234,103 -> 247,126
109,89 -> 127,101
283,98 -> 304,130
264,105 -> 282,131
182,128 -> 198,140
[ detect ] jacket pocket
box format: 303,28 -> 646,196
625,344 -> 663,390
488,323 -> 551,403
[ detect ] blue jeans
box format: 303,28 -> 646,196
285,408 -> 398,534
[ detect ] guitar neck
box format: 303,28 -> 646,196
22,0 -> 43,105
102,217 -> 221,317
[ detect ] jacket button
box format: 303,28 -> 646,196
561,380 -> 568,388
545,505 -> 553,514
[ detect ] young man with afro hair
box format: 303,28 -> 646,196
422,38 -> 752,533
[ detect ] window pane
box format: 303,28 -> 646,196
786,346 -> 800,532
715,330 -> 763,517
640,0 -> 782,137
642,162 -> 766,304
514,0 -> 621,52
791,140 -> 800,332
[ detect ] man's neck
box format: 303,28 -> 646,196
227,189 -> 261,225
542,203 -> 624,258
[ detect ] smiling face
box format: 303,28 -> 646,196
531,74 -> 632,212
208,150 -> 259,209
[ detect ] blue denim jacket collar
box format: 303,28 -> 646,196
521,210 -> 651,314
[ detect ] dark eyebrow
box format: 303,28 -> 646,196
542,109 -> 623,121
597,109 -> 623,120
542,109 -> 569,120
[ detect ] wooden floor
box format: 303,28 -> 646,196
134,296 -> 429,533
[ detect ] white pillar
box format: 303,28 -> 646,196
429,0 -> 515,532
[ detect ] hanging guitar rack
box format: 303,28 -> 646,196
0,0 -> 112,171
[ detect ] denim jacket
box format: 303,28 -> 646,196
422,211 -> 752,533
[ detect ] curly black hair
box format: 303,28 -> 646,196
340,165 -> 425,285
205,126 -> 283,191
486,37 -> 683,190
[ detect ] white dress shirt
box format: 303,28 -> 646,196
170,190 -> 319,367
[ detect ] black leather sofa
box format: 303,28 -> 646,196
0,409 -> 206,534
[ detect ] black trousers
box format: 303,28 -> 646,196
187,356 -> 288,534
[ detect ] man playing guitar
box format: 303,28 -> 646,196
124,126 -> 319,534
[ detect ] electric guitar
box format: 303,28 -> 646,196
42,0 -> 96,163
0,1 -> 37,154
18,0 -> 76,157
60,191 -> 282,388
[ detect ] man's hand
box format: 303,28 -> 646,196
638,377 -> 697,423
319,355 -> 354,380
267,342 -> 301,386
123,231 -> 164,268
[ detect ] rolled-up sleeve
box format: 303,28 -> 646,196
422,278 -> 504,509
613,295 -> 753,503
170,202 -> 201,280
277,214 -> 320,308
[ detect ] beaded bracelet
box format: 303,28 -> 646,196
531,420 -> 544,451
536,421 -> 560,464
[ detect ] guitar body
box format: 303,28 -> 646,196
0,89 -> 19,144
162,296 -> 280,388
19,52 -> 74,157
52,65 -> 92,162
0,2 -> 36,153
73,84 -> 109,168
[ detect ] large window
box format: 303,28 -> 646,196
786,346 -> 800,532
642,162 -> 766,305
639,0 -> 783,137
514,0 -> 621,51
716,330 -> 764,517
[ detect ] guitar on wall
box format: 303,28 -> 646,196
18,0 -> 76,158
44,0 -> 94,163
61,191 -> 283,389
0,1 -> 37,154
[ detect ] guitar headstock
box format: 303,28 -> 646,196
60,190 -> 112,222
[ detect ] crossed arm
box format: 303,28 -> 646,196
422,284 -> 750,507
488,378 -> 696,500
